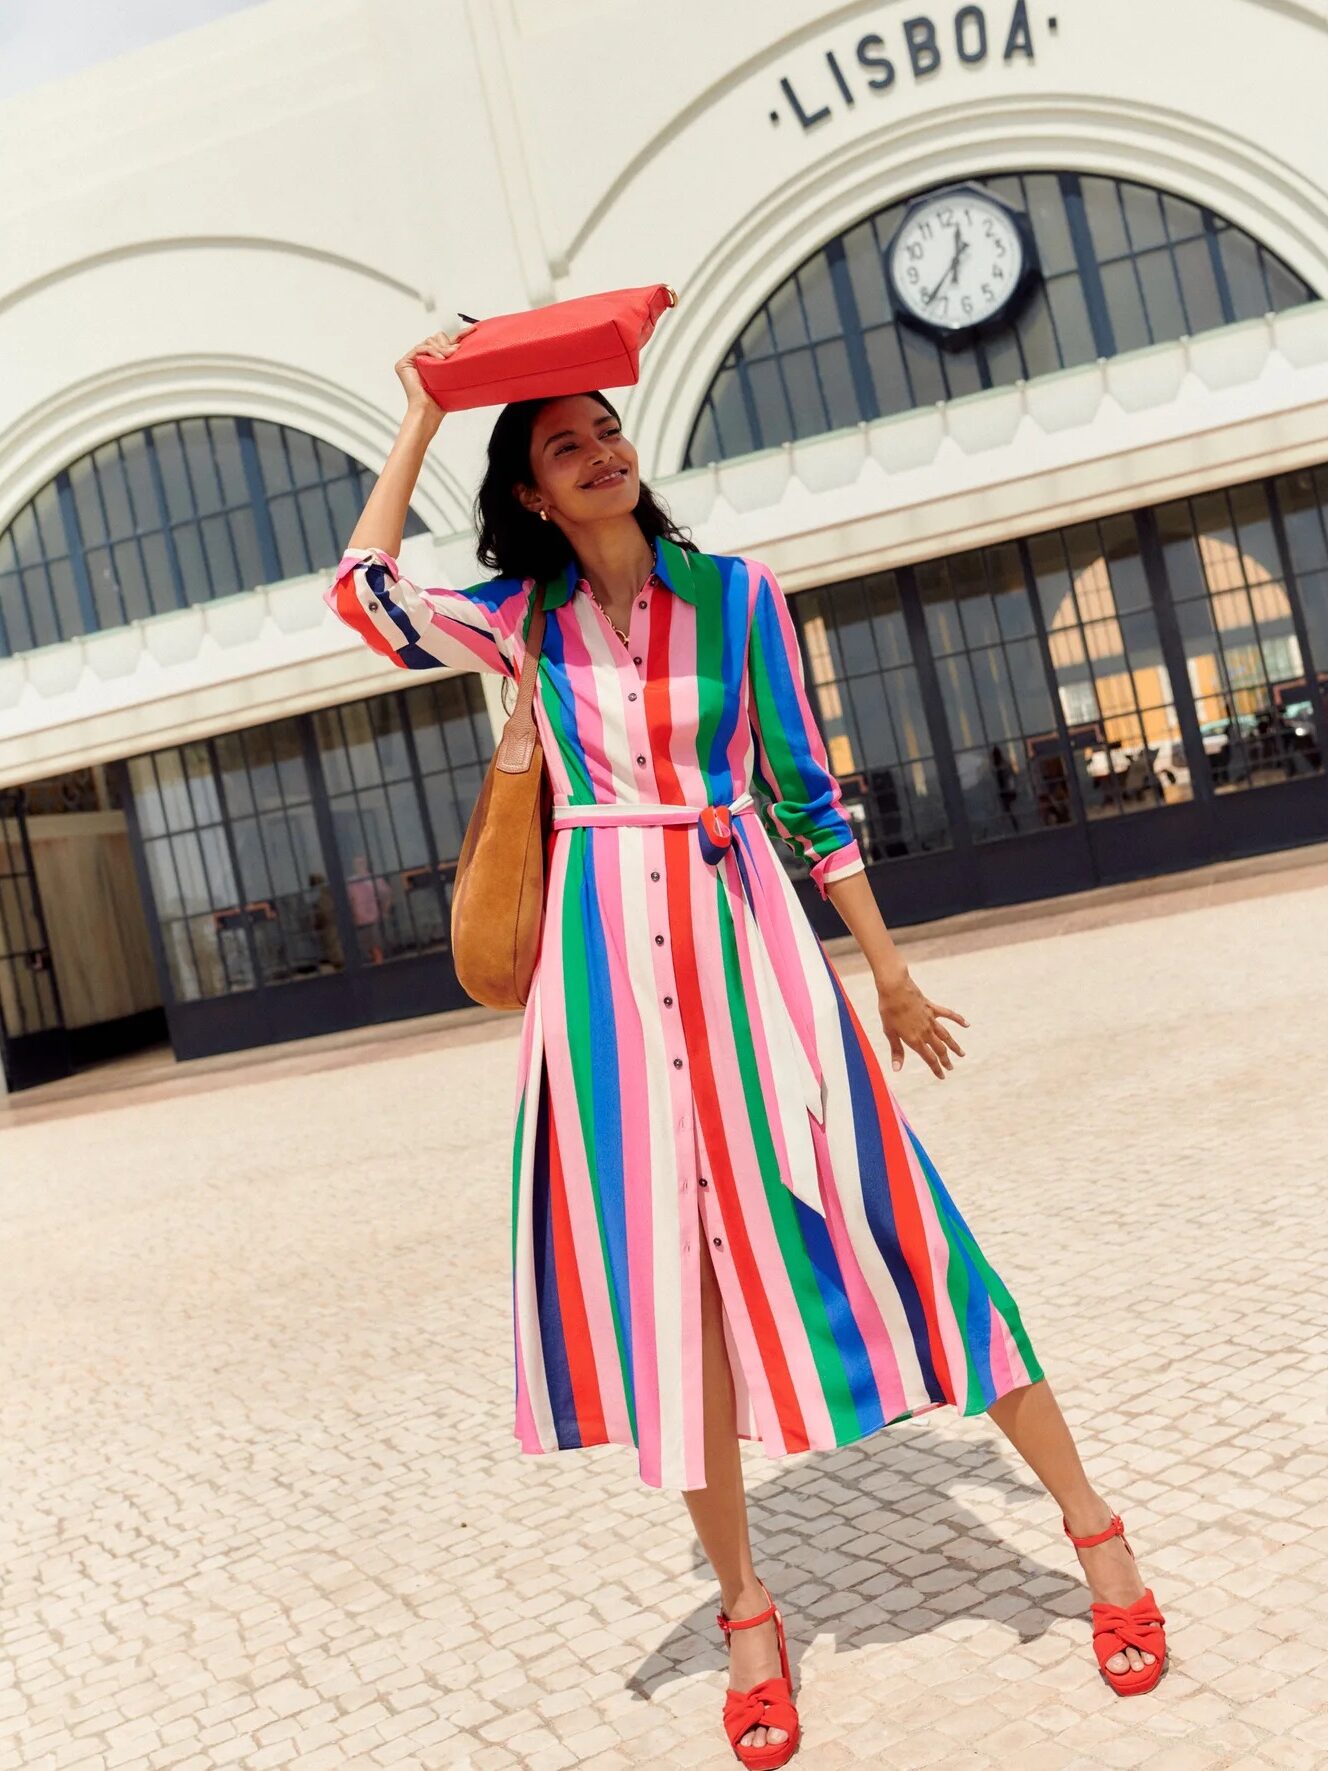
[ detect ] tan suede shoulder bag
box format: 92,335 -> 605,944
449,584 -> 550,1010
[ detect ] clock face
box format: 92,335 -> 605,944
888,190 -> 1028,334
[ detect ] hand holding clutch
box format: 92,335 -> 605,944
413,283 -> 678,412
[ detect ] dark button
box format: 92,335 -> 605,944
655,935 -> 664,946
712,1236 -> 723,1248
636,754 -> 646,766
367,601 -> 379,611
663,995 -> 673,1006
633,655 -> 642,665
628,691 -> 638,701
673,1058 -> 683,1069
698,1175 -> 709,1188
638,599 -> 648,609
650,870 -> 660,881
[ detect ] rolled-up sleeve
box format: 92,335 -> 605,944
323,545 -> 529,678
745,559 -> 866,898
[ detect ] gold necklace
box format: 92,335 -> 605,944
587,587 -> 631,647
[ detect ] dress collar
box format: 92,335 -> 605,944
538,534 -> 700,608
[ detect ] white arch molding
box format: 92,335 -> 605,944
627,92 -> 1328,475
0,353 -> 473,547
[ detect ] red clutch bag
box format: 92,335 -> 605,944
413,283 -> 679,411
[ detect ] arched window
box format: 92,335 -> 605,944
0,417 -> 427,657
686,172 -> 1317,467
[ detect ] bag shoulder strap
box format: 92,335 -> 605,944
496,582 -> 547,774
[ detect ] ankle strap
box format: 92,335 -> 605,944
1063,1511 -> 1126,1549
716,1581 -> 776,1634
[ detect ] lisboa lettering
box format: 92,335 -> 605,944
770,2 -> 1054,130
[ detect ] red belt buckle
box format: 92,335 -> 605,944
697,804 -> 734,865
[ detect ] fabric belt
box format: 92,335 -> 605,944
549,792 -> 827,1215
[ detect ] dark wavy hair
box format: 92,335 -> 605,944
473,390 -> 696,583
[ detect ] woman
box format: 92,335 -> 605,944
325,327 -> 1168,1765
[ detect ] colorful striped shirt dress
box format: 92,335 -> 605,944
326,535 -> 1044,1491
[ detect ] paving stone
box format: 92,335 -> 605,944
1,876 -> 1324,1768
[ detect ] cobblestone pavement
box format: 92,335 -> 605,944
3,866 -> 1326,1771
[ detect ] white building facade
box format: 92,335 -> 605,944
2,0 -> 1326,1090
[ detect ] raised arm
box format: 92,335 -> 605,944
324,328 -> 529,678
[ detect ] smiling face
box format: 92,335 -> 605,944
518,395 -> 640,527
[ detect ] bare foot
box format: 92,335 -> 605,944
1063,1497 -> 1158,1678
721,1583 -> 788,1753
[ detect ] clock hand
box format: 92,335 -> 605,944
924,246 -> 960,305
949,228 -> 968,285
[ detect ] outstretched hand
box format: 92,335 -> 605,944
876,968 -> 968,1079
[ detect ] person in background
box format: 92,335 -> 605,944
347,852 -> 392,965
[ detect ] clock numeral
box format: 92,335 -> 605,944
962,295 -> 973,316
916,219 -> 933,240
993,264 -> 1005,281
907,242 -> 923,262
906,265 -> 920,284
981,283 -> 993,302
938,207 -> 953,226
993,237 -> 1006,256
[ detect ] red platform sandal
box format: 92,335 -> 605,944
715,1580 -> 801,1767
1063,1512 -> 1168,1695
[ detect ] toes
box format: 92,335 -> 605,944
767,1728 -> 788,1743
1105,1647 -> 1154,1675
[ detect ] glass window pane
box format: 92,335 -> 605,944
1023,173 -> 1076,275
844,220 -> 890,327
743,359 -> 792,450
285,429 -> 322,490
94,444 -> 134,540
296,488 -> 337,570
46,558 -> 84,638
117,432 -> 161,532
208,418 -> 250,507
1262,250 -> 1311,311
1082,176 -> 1130,260
1010,284 -> 1061,376
863,325 -> 912,414
1045,274 -> 1096,364
200,514 -> 241,599
1098,259 -> 1152,353
227,506 -> 265,590
1135,249 -> 1186,339
799,260 -> 841,341
178,419 -> 224,513
152,424 -> 197,524
1173,236 -> 1225,333
1274,470 -> 1328,574
1161,192 -> 1204,242
1120,183 -> 1166,252
68,457 -> 107,547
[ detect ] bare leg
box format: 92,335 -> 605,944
987,1378 -> 1157,1677
682,1236 -> 788,1752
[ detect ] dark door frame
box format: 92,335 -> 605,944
0,787 -> 73,1092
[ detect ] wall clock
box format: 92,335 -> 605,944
885,183 -> 1039,343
